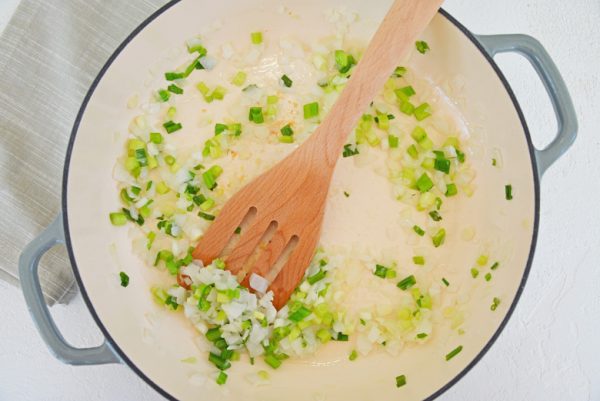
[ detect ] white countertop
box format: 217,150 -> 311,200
2,1 -> 599,400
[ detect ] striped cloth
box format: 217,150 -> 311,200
0,0 -> 167,304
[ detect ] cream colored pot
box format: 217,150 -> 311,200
20,1 -> 577,400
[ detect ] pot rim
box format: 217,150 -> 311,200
61,3 -> 541,400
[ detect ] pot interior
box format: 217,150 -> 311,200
65,1 -> 537,400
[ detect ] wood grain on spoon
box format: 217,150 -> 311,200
193,0 -> 444,309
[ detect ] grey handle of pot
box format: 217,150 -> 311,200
476,34 -> 577,177
18,214 -> 121,365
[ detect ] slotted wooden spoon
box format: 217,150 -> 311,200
193,0 -> 444,309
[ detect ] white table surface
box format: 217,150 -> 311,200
1,1 -> 599,400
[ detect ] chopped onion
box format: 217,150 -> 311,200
249,273 -> 269,294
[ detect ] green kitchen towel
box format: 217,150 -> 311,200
0,0 -> 168,305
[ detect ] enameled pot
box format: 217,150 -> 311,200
19,1 -> 577,400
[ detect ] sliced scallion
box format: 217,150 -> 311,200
505,184 -> 513,200
149,132 -> 163,144
198,211 -> 215,221
163,120 -> 182,134
206,327 -> 222,342
280,124 -> 294,137
399,100 -> 415,115
413,225 -> 425,236
288,306 -> 311,322
211,86 -> 227,101
413,256 -> 425,265
429,210 -> 442,222
165,72 -> 184,81
202,165 -> 223,190
445,183 -> 458,197
196,81 -> 210,96
407,144 -> 419,159
395,375 -> 407,388
334,50 -> 356,73
445,345 -> 463,361
249,106 -> 264,124
251,31 -> 263,45
342,144 -> 359,157
415,40 -> 430,54
208,352 -> 231,370
393,66 -> 407,77
215,123 -> 227,135
303,102 -> 319,119
231,71 -> 247,86
307,270 -> 326,285
228,123 -> 242,136
397,275 -> 416,291
432,228 -> 446,247
477,254 -> 488,266
110,212 -> 128,226
491,297 -> 501,311
414,103 -> 431,121
416,173 -> 434,193
264,354 -> 282,369
216,371 -> 228,385
164,155 -> 176,166
146,231 -> 156,250
281,74 -> 293,88
119,272 -> 129,287
374,264 -> 389,278
157,89 -> 170,102
186,41 -> 207,56
434,158 -> 450,174
395,86 -> 415,99
168,84 -> 183,95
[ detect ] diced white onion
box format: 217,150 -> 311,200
249,273 -> 269,294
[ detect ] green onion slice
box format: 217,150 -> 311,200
374,264 -> 389,278
288,306 -> 311,322
281,74 -> 293,88
303,102 -> 319,119
432,228 -> 446,247
119,272 -> 129,287
397,275 -> 416,291
168,84 -> 183,95
251,31 -> 263,45
445,345 -> 463,361
163,120 -> 183,134
280,124 -> 294,137
505,184 -> 513,200
342,144 -> 359,158
415,40 -> 430,54
413,225 -> 425,236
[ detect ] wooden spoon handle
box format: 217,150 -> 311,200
311,0 -> 444,163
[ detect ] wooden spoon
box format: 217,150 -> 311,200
193,0 -> 444,309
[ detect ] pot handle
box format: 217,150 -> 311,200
476,34 -> 577,177
19,214 -> 121,365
